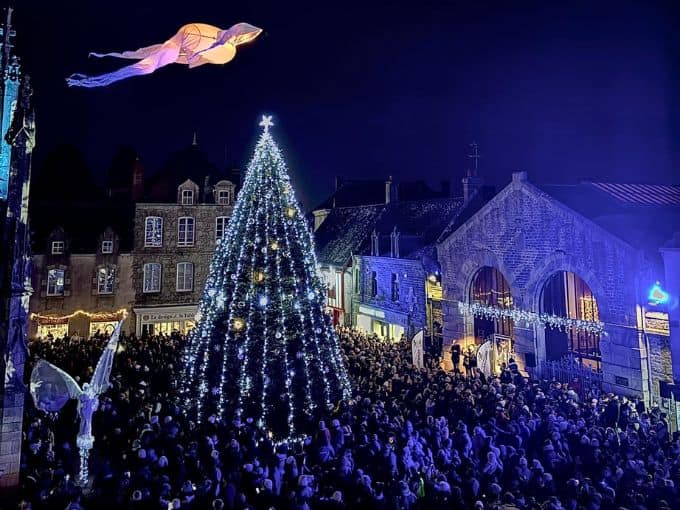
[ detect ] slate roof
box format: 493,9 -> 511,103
313,179 -> 386,210
536,181 -> 680,256
143,143 -> 238,202
314,178 -> 451,210
590,182 -> 680,206
314,205 -> 383,265
314,198 -> 463,266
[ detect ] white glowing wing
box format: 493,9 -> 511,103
90,320 -> 124,396
30,360 -> 82,413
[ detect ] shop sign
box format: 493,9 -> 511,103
644,310 -> 670,336
358,305 -> 385,319
140,309 -> 196,322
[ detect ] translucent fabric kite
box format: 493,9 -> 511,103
66,22 -> 262,88
30,320 -> 125,485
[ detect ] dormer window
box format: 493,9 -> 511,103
213,180 -> 235,206
181,189 -> 194,205
217,189 -> 232,205
51,241 -> 64,255
101,240 -> 113,254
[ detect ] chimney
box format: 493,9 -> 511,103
462,169 -> 483,204
441,180 -> 451,197
203,175 -> 211,203
335,176 -> 344,191
131,158 -> 144,202
385,176 -> 398,204
512,171 -> 528,183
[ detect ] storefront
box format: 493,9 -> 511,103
30,309 -> 128,340
89,321 -> 118,336
35,319 -> 68,339
133,305 -> 197,337
355,304 -> 406,342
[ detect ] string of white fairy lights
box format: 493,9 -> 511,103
456,301 -> 605,335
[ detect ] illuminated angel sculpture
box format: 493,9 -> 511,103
30,320 -> 125,485
66,22 -> 262,88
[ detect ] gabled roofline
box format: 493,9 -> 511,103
437,172 -> 640,254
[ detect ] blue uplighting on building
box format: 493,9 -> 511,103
648,282 -> 670,306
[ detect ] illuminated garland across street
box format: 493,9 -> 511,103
458,302 -> 605,335
179,116 -> 351,441
30,309 -> 128,325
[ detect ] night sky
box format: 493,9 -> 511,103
13,0 -> 680,209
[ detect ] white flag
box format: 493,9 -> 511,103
412,330 -> 424,369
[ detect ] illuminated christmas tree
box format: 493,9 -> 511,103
180,116 -> 351,440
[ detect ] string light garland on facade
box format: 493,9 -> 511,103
30,309 -> 128,325
457,301 -> 605,335
179,115 -> 351,441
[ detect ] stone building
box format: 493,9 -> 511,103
131,178 -> 236,335
437,171 -> 680,406
28,143 -> 137,338
313,176 -> 452,327
352,198 -> 462,342
28,226 -> 133,338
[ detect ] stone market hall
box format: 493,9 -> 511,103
438,172 -> 680,407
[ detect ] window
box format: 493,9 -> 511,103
176,262 -> 194,292
143,263 -> 162,293
97,266 -> 115,294
101,240 -> 113,254
354,269 -> 360,294
47,268 -> 65,296
391,273 -> 399,301
51,241 -> 64,255
216,216 -> 228,241
178,217 -> 195,246
370,271 -> 378,297
181,189 -> 194,205
144,217 -> 163,247
216,189 -> 232,205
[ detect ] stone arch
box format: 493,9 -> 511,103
526,250 -> 608,370
525,250 -> 611,321
459,250 -> 521,307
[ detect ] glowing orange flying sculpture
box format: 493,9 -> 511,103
66,22 -> 262,88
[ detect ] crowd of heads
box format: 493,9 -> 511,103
13,326 -> 680,510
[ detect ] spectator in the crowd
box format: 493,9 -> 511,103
15,327 -> 676,510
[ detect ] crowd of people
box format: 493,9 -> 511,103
12,326 -> 680,510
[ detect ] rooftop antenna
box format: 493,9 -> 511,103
468,141 -> 481,176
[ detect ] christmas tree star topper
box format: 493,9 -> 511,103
259,115 -> 274,133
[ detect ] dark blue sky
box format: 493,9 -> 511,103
14,0 -> 680,209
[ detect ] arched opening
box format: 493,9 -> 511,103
470,266 -> 514,344
541,271 -> 601,370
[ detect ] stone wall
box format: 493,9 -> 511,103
355,255 -> 427,332
436,172 -> 666,398
132,203 -> 233,310
29,253 -> 135,336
